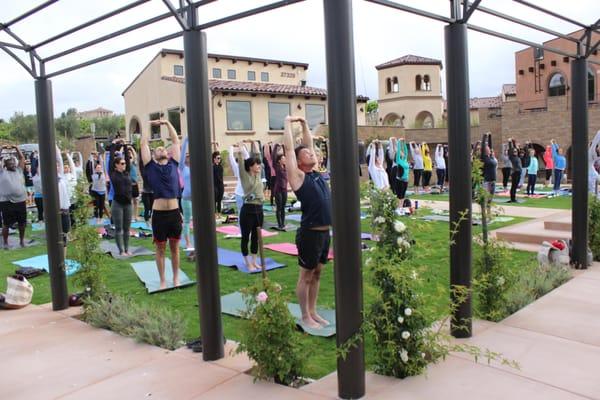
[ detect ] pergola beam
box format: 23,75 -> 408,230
162,0 -> 189,31
461,0 -> 481,23
31,0 -> 151,50
1,0 -> 59,31
365,0 -> 454,24
0,45 -> 35,77
513,0 -> 589,29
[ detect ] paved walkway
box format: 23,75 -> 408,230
417,199 -> 567,219
2,268 -> 598,399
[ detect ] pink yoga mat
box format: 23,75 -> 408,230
264,242 -> 334,260
216,225 -> 278,237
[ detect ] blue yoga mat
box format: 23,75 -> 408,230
130,259 -> 195,294
88,218 -> 111,227
130,221 -> 152,230
217,247 -> 285,274
31,223 -> 45,232
12,255 -> 81,276
286,214 -> 302,222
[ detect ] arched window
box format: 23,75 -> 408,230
392,77 -> 399,93
589,68 -> 596,102
548,72 -> 566,96
415,75 -> 422,91
383,113 -> 402,127
415,111 -> 434,128
423,75 -> 431,91
386,77 -> 392,94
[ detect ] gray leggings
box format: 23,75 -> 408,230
112,201 -> 132,253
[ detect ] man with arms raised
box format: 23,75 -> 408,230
140,120 -> 182,289
0,145 -> 28,249
283,116 -> 331,329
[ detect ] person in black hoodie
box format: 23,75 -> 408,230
480,132 -> 497,197
508,138 -> 522,203
108,140 -> 133,256
213,151 -> 224,215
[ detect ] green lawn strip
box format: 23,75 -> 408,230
1,212 -> 535,379
410,192 -> 571,209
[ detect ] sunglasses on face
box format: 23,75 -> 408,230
118,162 -> 126,165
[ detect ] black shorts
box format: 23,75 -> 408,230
295,227 -> 330,270
131,183 -> 140,198
152,209 -> 183,243
1,201 -> 27,227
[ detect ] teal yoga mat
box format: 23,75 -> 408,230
130,259 -> 195,294
220,291 -> 336,337
12,255 -> 81,276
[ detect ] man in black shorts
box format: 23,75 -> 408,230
140,119 -> 182,289
0,145 -> 28,249
283,116 -> 332,329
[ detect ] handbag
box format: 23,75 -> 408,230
0,275 -> 34,309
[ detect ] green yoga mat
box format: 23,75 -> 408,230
220,291 -> 336,337
131,259 -> 195,294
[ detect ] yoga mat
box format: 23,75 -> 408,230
264,222 -> 299,232
31,223 -> 45,232
4,237 -> 39,249
492,199 -> 525,204
217,247 -> 286,274
99,241 -> 155,259
88,218 -> 111,226
216,225 -> 277,237
286,214 -> 302,222
264,242 -> 334,260
361,233 -> 373,240
130,259 -> 195,294
130,221 -> 152,230
220,291 -> 336,338
13,255 -> 81,276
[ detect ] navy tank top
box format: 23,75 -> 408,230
144,159 -> 180,199
294,171 -> 332,228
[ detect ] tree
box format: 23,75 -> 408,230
366,100 -> 379,114
0,120 -> 12,141
9,112 -> 38,143
55,108 -> 81,139
93,115 -> 124,137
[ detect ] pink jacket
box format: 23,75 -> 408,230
543,145 -> 554,170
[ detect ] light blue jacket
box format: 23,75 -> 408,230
527,157 -> 538,175
552,143 -> 566,170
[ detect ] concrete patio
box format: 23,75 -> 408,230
1,264 -> 598,399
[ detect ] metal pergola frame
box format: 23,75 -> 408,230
1,1 -> 597,398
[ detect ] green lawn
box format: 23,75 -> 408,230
410,192 -> 572,209
2,210 -> 535,378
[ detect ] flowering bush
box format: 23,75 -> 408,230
237,278 -> 306,385
370,188 -> 413,259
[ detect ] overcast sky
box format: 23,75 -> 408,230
0,0 -> 598,120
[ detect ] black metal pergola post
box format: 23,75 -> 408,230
34,76 -> 68,310
445,0 -> 472,338
571,54 -> 589,269
183,4 -> 224,360
323,0 -> 365,398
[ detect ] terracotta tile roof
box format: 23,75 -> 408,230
161,76 -> 369,101
443,95 -> 503,110
375,54 -> 443,70
502,84 -> 516,96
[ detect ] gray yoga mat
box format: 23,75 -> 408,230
220,291 -> 336,337
130,259 -> 195,294
264,222 -> 299,232
100,241 -> 155,259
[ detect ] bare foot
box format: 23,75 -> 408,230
247,264 -> 258,272
301,317 -> 322,329
159,281 -> 167,289
311,313 -> 330,326
173,278 -> 180,287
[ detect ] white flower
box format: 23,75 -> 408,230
394,220 -> 406,233
496,276 -> 506,286
374,216 -> 386,224
397,316 -> 404,324
421,352 -> 426,359
411,270 -> 418,279
404,308 -> 412,316
400,348 -> 409,363
401,331 -> 410,340
365,257 -> 372,266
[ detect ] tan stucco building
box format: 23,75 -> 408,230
79,107 -> 114,119
123,49 -> 367,148
375,55 -> 444,128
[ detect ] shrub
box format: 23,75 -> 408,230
236,278 -> 306,385
589,194 -> 600,261
473,239 -> 518,322
83,294 -> 186,350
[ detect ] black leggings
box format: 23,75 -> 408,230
396,180 -> 408,199
510,171 -> 520,201
35,197 -> 44,222
501,167 -> 511,189
274,191 -> 287,228
142,192 -> 154,221
526,174 -> 537,195
413,169 -> 423,187
240,203 -> 264,256
91,191 -> 106,219
422,170 -> 432,187
436,169 -> 445,187
214,185 -> 224,213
